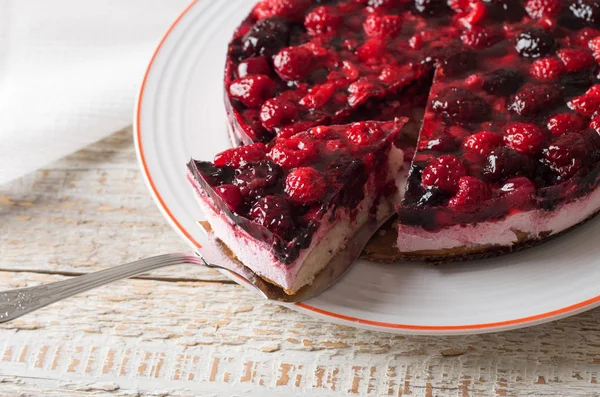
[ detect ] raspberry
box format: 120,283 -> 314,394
277,120 -> 325,140
543,133 -> 588,178
304,6 -> 341,36
214,184 -> 244,212
309,125 -> 335,140
457,0 -> 487,28
464,73 -> 484,89
589,36 -> 600,60
229,75 -> 276,108
462,131 -> 502,156
568,85 -> 600,116
299,83 -> 336,109
341,61 -> 360,82
260,97 -> 298,131
348,77 -> 382,107
576,27 -> 600,47
363,14 -> 402,39
324,139 -> 345,153
482,68 -> 524,96
591,35 -> 600,51
508,83 -> 561,116
249,196 -> 295,239
356,39 -> 386,63
448,176 -> 492,212
328,60 -> 360,87
514,28 -> 555,58
460,26 -> 502,49
499,176 -> 536,208
500,176 -> 536,194
557,48 -> 594,72
431,87 -> 490,123
461,150 -> 485,176
409,33 -> 424,49
421,154 -> 468,193
253,0 -> 312,21
284,167 -> 328,204
546,113 -> 585,136
273,46 -> 314,82
214,143 -> 267,167
525,0 -> 562,18
529,57 -> 564,81
267,137 -> 318,168
379,64 -> 415,86
234,160 -> 281,197
237,57 -> 272,78
345,122 -> 384,146
503,122 -> 547,155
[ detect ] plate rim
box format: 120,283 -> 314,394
133,0 -> 600,335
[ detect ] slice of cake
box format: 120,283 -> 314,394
188,119 -> 406,294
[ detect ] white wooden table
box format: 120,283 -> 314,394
2,128 -> 600,396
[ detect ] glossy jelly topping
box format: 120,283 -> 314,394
225,0 -> 437,144
224,0 -> 600,233
189,119 -> 406,263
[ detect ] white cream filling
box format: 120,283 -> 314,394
397,185 -> 600,253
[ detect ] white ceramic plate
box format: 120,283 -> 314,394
135,0 -> 600,335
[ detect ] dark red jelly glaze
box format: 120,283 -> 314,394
189,119 -> 406,264
224,0 -> 600,232
224,0 -> 449,144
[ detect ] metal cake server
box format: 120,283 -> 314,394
0,215 -> 391,323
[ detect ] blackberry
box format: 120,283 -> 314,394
514,28 -> 556,58
242,18 -> 290,58
482,68 -> 524,96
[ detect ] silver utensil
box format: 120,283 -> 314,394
0,216 -> 390,323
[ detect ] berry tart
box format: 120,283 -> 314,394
191,0 -> 600,283
188,119 -> 406,294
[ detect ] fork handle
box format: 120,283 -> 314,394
0,253 -> 202,323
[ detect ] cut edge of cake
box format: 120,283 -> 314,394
187,119 -> 407,294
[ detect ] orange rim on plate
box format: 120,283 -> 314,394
134,0 -> 600,332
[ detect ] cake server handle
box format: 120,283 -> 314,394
0,253 -> 221,323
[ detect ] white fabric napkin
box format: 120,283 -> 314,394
0,0 -> 191,185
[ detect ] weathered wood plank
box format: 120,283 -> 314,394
0,128 -> 227,282
1,270 -> 600,396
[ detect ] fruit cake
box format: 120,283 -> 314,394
189,0 -> 600,291
188,119 -> 406,294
